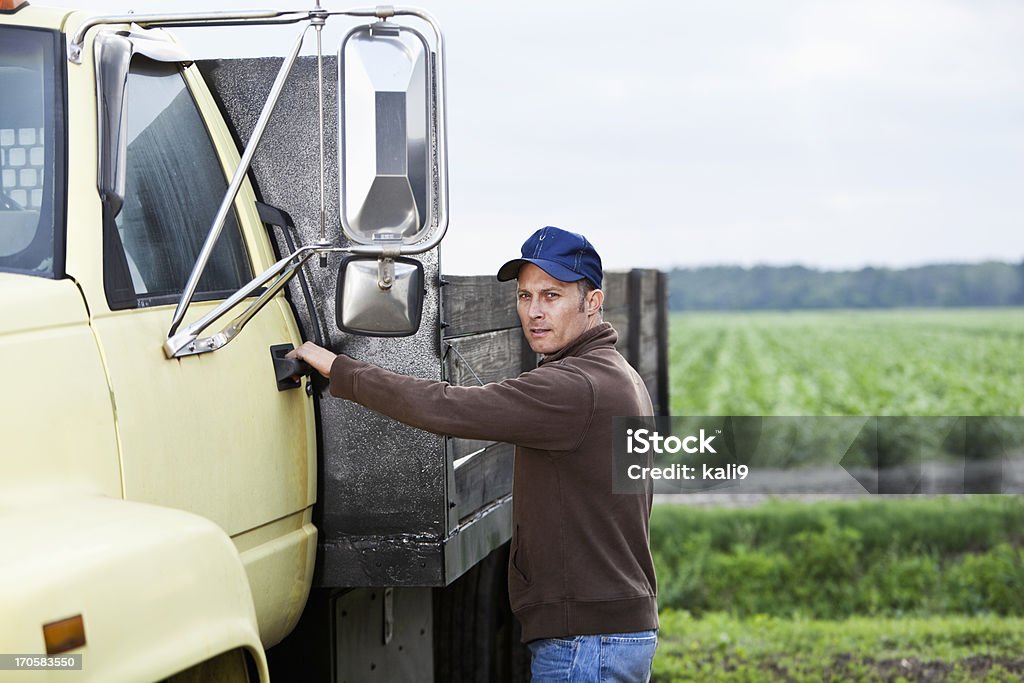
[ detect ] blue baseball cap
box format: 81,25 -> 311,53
496,226 -> 603,289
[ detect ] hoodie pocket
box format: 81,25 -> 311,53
511,524 -> 531,584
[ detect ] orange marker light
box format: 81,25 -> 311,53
0,0 -> 29,10
43,614 -> 86,655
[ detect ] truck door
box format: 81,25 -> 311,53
80,48 -> 316,646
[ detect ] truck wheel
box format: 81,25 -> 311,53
162,647 -> 257,682
434,542 -> 529,683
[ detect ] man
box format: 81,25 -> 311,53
291,226 -> 658,681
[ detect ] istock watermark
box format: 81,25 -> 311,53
612,416 -> 1024,495
625,427 -> 719,454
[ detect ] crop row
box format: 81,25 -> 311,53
668,309 -> 1024,416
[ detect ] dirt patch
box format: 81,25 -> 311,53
821,654 -> 1024,682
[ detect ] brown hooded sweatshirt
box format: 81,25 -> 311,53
328,322 -> 658,641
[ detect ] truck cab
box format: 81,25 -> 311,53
0,3 -> 668,680
2,5 -> 318,680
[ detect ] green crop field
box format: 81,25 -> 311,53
651,497 -> 1024,682
668,308 -> 1024,417
655,308 -> 1024,681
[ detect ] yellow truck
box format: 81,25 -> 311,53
0,2 -> 668,680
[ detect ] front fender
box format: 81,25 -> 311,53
0,496 -> 268,682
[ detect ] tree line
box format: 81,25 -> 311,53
667,261 -> 1024,311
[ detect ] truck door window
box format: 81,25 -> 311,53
0,26 -> 64,278
105,58 -> 251,309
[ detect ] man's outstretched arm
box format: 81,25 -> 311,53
288,341 -> 593,451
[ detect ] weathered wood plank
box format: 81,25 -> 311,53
601,271 -> 630,359
627,269 -> 644,368
655,270 -> 670,416
637,270 -> 668,413
641,269 -> 659,308
453,441 -> 515,522
602,271 -> 629,311
443,328 -> 526,387
441,275 -> 519,338
637,298 -> 660,380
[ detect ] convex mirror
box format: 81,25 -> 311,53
335,255 -> 424,336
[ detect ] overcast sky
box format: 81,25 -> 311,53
55,0 -> 1024,274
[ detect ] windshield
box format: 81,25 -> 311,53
0,26 -> 63,277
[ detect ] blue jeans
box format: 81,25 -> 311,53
527,630 -> 657,682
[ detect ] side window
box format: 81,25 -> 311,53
0,26 -> 63,278
106,58 -> 251,308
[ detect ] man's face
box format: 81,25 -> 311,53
516,264 -> 600,355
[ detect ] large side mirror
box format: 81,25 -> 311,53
338,19 -> 446,249
335,255 -> 424,336
335,16 -> 446,337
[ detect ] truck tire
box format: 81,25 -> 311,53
434,543 -> 529,683
163,648 -> 256,682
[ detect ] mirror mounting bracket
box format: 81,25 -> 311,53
377,252 -> 399,290
163,244 -> 348,359
370,20 -> 400,36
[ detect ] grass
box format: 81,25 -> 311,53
650,497 -> 1024,619
653,611 -> 1024,682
